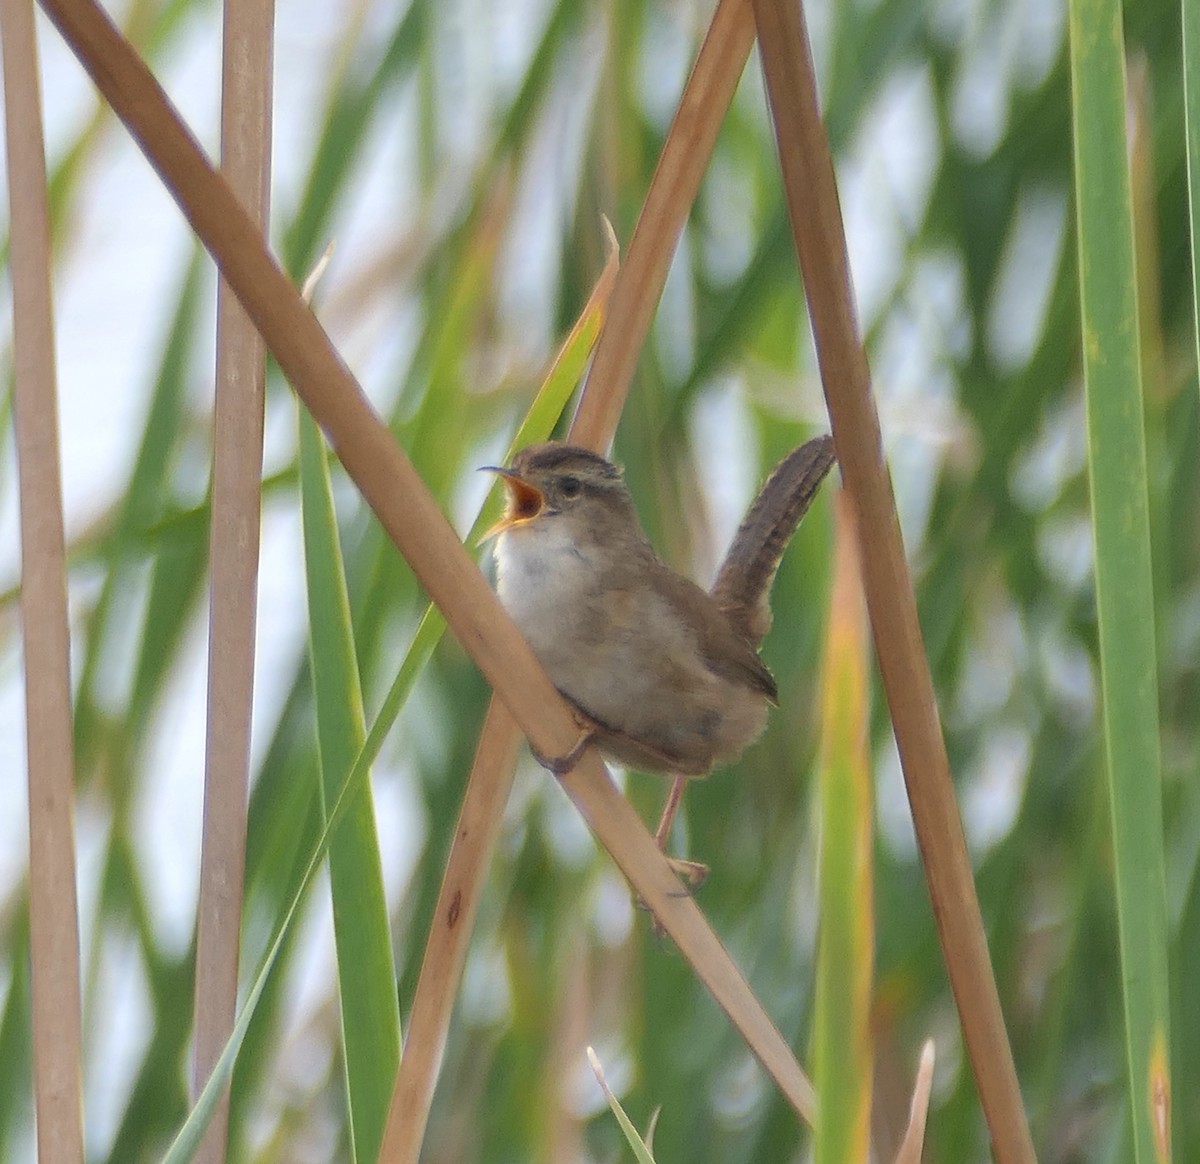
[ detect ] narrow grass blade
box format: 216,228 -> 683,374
282,2 -> 426,275
1068,2 -> 1172,1160
298,406 -> 400,1164
893,1041 -> 935,1164
813,492 -> 872,1164
164,838 -> 330,1164
587,1047 -> 657,1164
0,925 -> 32,1148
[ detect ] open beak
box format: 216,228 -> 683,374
478,467 -> 546,542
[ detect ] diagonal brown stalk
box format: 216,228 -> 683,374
1,0 -> 85,1158
190,1 -> 275,1160
379,4 -> 761,1159
751,0 -> 1035,1158
39,0 -> 817,1132
380,702 -> 523,1163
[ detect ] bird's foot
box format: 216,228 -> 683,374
665,855 -> 710,891
639,854 -> 711,940
529,716 -> 596,777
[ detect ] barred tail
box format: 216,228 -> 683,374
711,434 -> 836,645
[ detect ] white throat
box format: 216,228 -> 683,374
492,521 -> 596,653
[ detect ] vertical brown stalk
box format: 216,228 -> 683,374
751,0 -> 1034,1159
1,0 -> 85,1158
191,1 -> 275,1159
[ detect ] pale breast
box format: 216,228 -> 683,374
493,523 -> 599,661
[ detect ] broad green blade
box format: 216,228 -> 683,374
1069,3 -> 1172,1160
813,496 -> 872,1164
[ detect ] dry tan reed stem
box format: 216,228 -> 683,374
1,0 -> 85,1158
39,0 -> 816,1131
191,1 -> 275,1160
380,701 -> 525,1163
751,0 -> 1034,1158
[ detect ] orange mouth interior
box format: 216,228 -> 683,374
481,472 -> 545,540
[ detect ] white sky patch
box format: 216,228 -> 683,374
986,184 -> 1068,373
133,599 -> 210,958
842,65 -> 941,329
688,382 -> 757,587
84,933 -> 153,1160
962,724 -> 1031,856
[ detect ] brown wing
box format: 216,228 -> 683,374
711,435 -> 836,646
652,566 -> 779,703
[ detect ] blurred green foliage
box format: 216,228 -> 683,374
1,0 -> 1197,1160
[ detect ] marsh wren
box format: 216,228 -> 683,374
484,435 -> 835,881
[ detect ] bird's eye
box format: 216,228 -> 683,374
559,475 -> 581,500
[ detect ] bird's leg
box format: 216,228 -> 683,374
652,774 -> 686,847
654,774 -> 709,891
638,773 -> 709,940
